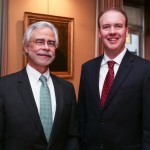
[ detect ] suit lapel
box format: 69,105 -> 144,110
48,74 -> 63,146
103,50 -> 134,109
16,68 -> 46,141
94,56 -> 104,112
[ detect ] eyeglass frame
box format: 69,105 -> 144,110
29,39 -> 56,48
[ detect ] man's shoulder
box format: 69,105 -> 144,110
0,68 -> 25,83
129,51 -> 150,65
82,55 -> 103,68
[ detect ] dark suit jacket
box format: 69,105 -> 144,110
78,50 -> 150,150
0,68 -> 80,150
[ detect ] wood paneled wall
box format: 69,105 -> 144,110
100,0 -> 123,9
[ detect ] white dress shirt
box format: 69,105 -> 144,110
26,64 -> 56,121
99,48 -> 127,97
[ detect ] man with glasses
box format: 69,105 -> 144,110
0,21 -> 80,150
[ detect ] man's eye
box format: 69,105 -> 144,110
48,42 -> 53,45
115,24 -> 123,29
36,40 -> 44,44
103,26 -> 110,30
47,41 -> 56,46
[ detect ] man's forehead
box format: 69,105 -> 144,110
101,10 -> 125,17
100,11 -> 126,24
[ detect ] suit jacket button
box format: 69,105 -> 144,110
100,122 -> 104,125
100,144 -> 103,149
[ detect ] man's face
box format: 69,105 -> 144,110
24,27 -> 56,73
98,11 -> 128,58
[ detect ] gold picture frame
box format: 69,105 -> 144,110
24,12 -> 74,78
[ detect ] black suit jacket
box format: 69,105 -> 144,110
0,68 -> 80,150
78,50 -> 150,150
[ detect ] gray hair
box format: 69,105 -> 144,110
23,21 -> 59,47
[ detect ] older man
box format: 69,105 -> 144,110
0,21 -> 79,150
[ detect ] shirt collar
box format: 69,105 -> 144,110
26,64 -> 50,82
101,47 -> 127,66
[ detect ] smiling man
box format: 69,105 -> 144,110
78,7 -> 150,150
0,21 -> 80,150
98,8 -> 128,59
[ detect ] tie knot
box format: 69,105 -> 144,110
39,75 -> 47,84
107,61 -> 115,69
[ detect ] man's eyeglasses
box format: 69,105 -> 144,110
29,39 -> 56,47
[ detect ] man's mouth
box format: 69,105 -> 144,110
108,38 -> 119,43
37,53 -> 51,58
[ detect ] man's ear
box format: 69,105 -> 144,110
24,46 -> 29,54
98,30 -> 102,38
126,27 -> 129,37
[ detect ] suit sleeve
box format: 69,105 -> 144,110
143,68 -> 150,149
77,65 -> 86,147
0,96 -> 4,150
65,84 -> 80,150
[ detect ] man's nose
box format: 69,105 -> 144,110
43,42 -> 50,50
109,26 -> 116,34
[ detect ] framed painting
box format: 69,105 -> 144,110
24,12 -> 74,78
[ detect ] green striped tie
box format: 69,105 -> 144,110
39,75 -> 53,141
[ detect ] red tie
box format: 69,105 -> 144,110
101,61 -> 115,107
